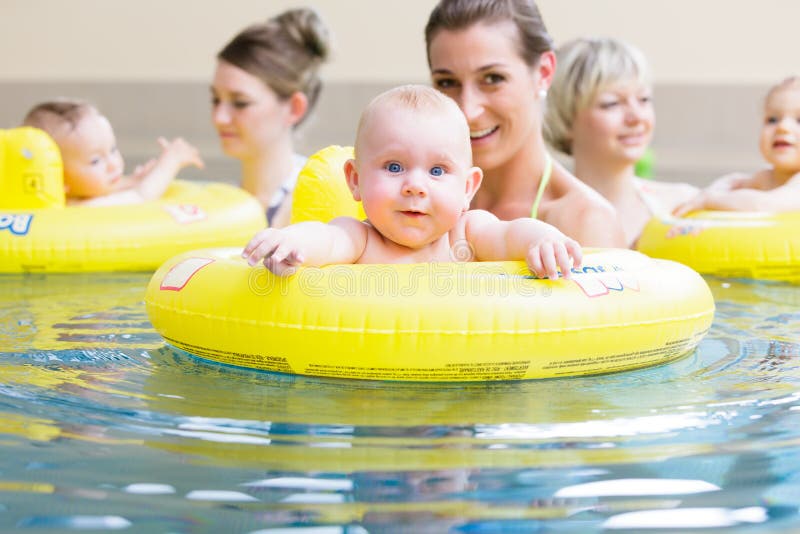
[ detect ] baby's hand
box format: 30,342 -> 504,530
672,192 -> 707,218
158,137 -> 205,170
527,236 -> 582,280
242,228 -> 305,276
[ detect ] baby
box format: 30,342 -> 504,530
23,99 -> 204,206
242,85 -> 581,280
674,77 -> 800,215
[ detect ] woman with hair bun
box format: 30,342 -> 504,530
211,8 -> 330,228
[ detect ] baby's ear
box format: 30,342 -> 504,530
343,159 -> 361,201
463,166 -> 483,210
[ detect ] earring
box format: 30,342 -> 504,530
538,88 -> 548,99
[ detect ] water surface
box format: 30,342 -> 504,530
1,273 -> 799,532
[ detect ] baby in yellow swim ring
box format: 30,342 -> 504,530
673,76 -> 800,215
242,84 -> 582,279
22,99 -> 204,206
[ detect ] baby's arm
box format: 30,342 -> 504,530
464,210 -> 582,280
75,138 -> 204,207
134,137 -> 204,200
673,171 -> 800,215
703,171 -> 756,193
242,217 -> 368,276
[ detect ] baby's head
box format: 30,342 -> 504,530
760,77 -> 800,173
344,85 -> 482,248
545,37 -> 651,156
23,99 -> 124,198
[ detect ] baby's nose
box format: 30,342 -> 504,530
402,173 -> 427,196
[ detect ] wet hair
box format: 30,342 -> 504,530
218,7 -> 330,126
355,85 -> 472,163
765,76 -> 800,104
22,98 -> 97,138
544,37 -> 651,156
424,0 -> 553,67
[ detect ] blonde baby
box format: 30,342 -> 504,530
242,85 -> 581,279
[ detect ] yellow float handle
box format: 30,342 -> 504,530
0,127 -> 65,209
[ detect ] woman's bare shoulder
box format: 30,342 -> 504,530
544,168 -> 625,246
551,164 -> 615,209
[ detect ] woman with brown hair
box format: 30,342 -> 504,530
211,8 -> 330,227
424,0 -> 626,247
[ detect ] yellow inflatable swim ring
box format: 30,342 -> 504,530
145,247 -> 714,382
290,145 -> 365,223
637,211 -> 800,282
0,127 -> 266,272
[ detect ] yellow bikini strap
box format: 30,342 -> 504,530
530,153 -> 553,220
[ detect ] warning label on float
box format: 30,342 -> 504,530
305,360 -> 530,381
164,328 -> 708,381
541,332 -> 706,376
166,337 -> 294,374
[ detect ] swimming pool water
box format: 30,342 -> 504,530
1,272 -> 800,532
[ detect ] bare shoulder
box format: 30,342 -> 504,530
552,196 -> 624,247
543,168 -> 624,246
556,190 -> 617,227
548,165 -> 617,216
330,216 -> 370,237
461,209 -> 498,226
453,209 -> 493,242
326,216 -> 371,262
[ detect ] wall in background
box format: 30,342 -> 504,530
2,0 -> 794,183
2,0 -> 797,84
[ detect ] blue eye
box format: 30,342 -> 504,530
387,162 -> 403,173
430,166 -> 444,177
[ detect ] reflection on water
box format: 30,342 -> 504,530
1,273 -> 800,531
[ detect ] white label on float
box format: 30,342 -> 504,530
572,271 -> 639,297
160,258 -> 215,291
163,203 -> 207,224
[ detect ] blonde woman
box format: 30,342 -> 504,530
545,37 -> 698,247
